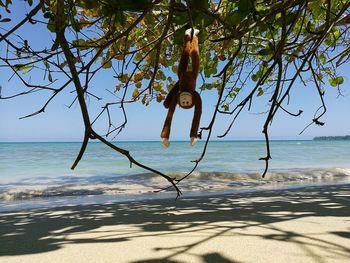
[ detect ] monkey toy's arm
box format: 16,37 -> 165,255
160,93 -> 178,148
190,91 -> 202,146
163,82 -> 179,109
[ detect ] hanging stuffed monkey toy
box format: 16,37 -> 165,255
160,28 -> 202,148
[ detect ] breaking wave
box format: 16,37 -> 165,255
1,167 -> 350,201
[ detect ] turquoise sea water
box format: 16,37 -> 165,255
0,140 -> 350,211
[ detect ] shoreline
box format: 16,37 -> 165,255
1,183 -> 349,262
1,181 -> 349,213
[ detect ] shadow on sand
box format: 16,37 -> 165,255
0,184 -> 349,262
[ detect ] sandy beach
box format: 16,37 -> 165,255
0,184 -> 349,263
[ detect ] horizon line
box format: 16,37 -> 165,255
0,138 -> 316,143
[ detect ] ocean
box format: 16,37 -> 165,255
0,140 -> 349,211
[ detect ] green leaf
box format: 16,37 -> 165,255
156,93 -> 163,103
197,31 -> 207,44
119,0 -> 152,12
221,102 -> 230,112
204,65 -> 217,77
200,83 -> 214,91
173,27 -> 186,45
328,76 -> 343,87
115,84 -> 123,92
275,12 -> 297,26
72,39 -> 86,46
257,87 -> 264,96
233,87 -> 241,92
328,78 -> 337,87
209,66 -> 217,76
134,53 -> 143,61
132,88 -> 139,99
308,1 -> 322,18
48,71 -> 53,82
43,60 -> 50,70
104,0 -> 152,13
77,0 -> 99,9
191,7 -> 214,29
193,12 -> 214,28
238,0 -> 254,14
102,60 -> 112,69
229,92 -> 236,98
14,64 -> 32,72
319,53 -> 327,64
189,0 -> 209,10
325,67 -> 332,74
258,47 -> 274,56
337,76 -> 344,85
226,10 -> 247,26
142,94 -> 148,105
115,10 -> 126,25
172,3 -> 187,25
171,65 -> 178,74
47,18 -> 56,32
71,19 -> 81,32
316,73 -> 323,81
43,12 -> 51,19
251,74 -> 258,82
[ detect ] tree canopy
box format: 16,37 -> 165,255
1,0 -> 349,196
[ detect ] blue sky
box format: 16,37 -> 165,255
1,1 -> 350,142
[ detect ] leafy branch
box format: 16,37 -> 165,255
1,0 -> 350,196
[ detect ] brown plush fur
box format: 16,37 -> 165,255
161,34 -> 202,141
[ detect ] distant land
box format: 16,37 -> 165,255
313,135 -> 350,140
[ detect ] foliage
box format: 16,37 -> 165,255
1,0 -> 350,195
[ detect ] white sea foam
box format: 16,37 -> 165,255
1,168 -> 349,201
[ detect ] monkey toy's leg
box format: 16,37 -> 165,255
179,30 -> 200,80
160,94 -> 178,148
190,33 -> 200,79
190,91 -> 202,146
177,34 -> 192,79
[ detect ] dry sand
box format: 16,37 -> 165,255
0,184 -> 349,263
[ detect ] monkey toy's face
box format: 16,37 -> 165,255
178,72 -> 196,109
178,91 -> 193,109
